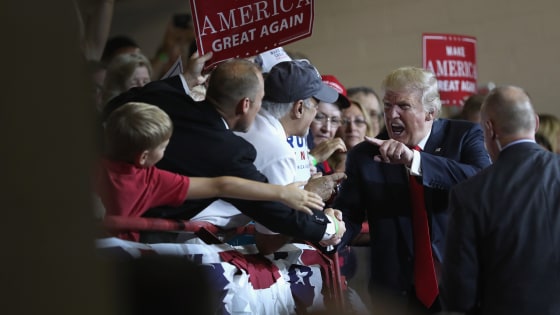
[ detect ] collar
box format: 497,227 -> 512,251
501,139 -> 536,151
416,128 -> 432,150
220,117 -> 229,129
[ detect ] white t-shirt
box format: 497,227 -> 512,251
240,110 -> 299,186
236,109 -> 310,234
287,135 -> 312,183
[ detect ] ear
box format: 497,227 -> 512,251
235,97 -> 251,115
291,100 -> 305,118
135,150 -> 150,167
534,113 -> 540,134
425,110 -> 435,121
485,119 -> 496,140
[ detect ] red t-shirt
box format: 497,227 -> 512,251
96,159 -> 190,241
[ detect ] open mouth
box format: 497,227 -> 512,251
391,124 -> 405,136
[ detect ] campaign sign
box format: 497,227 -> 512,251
190,0 -> 314,71
422,33 -> 477,106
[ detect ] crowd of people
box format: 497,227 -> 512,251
79,2 -> 560,314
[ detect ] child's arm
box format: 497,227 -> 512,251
186,176 -> 324,215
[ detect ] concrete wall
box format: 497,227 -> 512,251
112,0 -> 560,117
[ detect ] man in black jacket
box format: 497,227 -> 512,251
441,86 -> 560,315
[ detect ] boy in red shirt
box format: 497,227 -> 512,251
96,102 -> 324,241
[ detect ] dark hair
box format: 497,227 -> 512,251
461,94 -> 485,120
102,35 -> 139,64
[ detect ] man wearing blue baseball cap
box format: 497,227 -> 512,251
234,60 -> 347,254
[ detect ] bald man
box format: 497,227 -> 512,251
441,86 -> 560,315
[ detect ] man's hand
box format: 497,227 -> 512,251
319,208 -> 346,247
183,51 -> 213,89
304,172 -> 346,201
366,136 -> 415,166
310,137 -> 347,163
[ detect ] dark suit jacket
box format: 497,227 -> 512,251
103,76 -> 330,242
333,119 -> 491,300
441,142 -> 560,315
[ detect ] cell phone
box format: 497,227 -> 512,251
173,13 -> 192,29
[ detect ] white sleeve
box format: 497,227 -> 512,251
178,74 -> 191,95
255,156 -> 298,235
409,149 -> 422,176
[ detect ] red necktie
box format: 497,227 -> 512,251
409,145 -> 439,308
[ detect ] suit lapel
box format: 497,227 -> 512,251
424,119 -> 446,155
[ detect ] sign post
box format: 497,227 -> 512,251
422,33 -> 477,106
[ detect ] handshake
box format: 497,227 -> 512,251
304,172 -> 347,248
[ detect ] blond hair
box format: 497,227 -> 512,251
343,100 -> 374,138
381,66 -> 441,117
102,52 -> 153,105
538,113 -> 560,153
104,102 -> 172,162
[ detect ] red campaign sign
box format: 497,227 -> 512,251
190,0 -> 314,71
422,33 -> 477,106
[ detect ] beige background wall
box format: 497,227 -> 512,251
112,0 -> 560,117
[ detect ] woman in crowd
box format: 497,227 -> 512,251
308,75 -> 350,175
331,100 -> 374,172
101,52 -> 153,108
537,113 -> 560,153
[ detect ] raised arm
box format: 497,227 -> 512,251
187,176 -> 324,215
75,0 -> 115,61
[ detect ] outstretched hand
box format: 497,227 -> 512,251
365,136 -> 415,166
282,181 -> 325,215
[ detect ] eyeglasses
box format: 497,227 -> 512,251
314,113 -> 342,128
341,118 -> 368,127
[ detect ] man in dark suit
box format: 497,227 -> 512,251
103,58 -> 345,251
441,86 -> 560,315
332,66 -> 491,314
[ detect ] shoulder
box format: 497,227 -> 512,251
435,118 -> 481,134
431,119 -> 485,149
102,77 -> 190,121
238,114 -> 285,143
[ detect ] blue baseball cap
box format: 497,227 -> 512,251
263,60 -> 339,104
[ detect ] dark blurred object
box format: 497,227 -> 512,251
451,93 -> 485,123
173,13 -> 192,29
535,132 -> 553,151
101,35 -> 140,64
115,255 -> 214,315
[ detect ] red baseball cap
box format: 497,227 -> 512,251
321,75 -> 350,108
